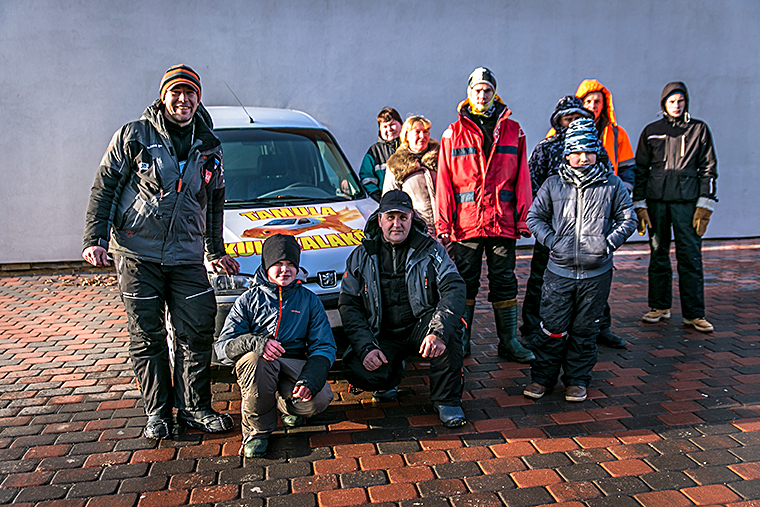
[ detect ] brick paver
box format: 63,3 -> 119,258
0,239 -> 759,506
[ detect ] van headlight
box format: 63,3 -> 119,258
209,273 -> 255,294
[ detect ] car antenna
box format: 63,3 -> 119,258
223,81 -> 255,123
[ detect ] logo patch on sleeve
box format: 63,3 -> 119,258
204,170 -> 212,183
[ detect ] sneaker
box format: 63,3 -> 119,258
436,405 -> 466,428
565,385 -> 587,402
281,413 -> 304,428
523,382 -> 548,399
372,386 -> 398,402
683,317 -> 714,333
176,409 -> 234,433
242,438 -> 268,458
142,415 -> 173,440
642,308 -> 671,323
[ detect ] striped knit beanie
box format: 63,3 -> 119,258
563,118 -> 601,157
159,64 -> 201,101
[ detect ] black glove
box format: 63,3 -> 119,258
224,333 -> 270,363
295,355 -> 332,395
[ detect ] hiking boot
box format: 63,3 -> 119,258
242,438 -> 268,458
684,317 -> 714,333
177,409 -> 234,433
565,385 -> 587,402
597,329 -> 627,348
523,382 -> 548,399
436,405 -> 466,428
142,415 -> 173,440
281,413 -> 304,428
642,308 -> 671,323
372,386 -> 398,402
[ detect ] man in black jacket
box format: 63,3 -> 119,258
83,65 -> 240,439
634,82 -> 718,333
339,190 -> 467,428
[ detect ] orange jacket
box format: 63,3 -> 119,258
547,79 -> 635,178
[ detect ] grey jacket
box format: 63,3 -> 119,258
83,100 -> 226,265
338,211 -> 465,362
527,164 -> 636,279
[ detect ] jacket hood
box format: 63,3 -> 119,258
575,79 -> 618,126
660,81 -> 690,114
550,96 -> 593,131
386,139 -> 439,183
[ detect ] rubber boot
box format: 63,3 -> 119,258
462,300 -> 476,357
494,300 -> 535,363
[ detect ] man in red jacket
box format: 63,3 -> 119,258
436,67 -> 534,363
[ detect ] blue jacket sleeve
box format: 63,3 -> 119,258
305,293 -> 337,363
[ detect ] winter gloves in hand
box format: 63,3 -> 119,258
634,208 -> 652,236
693,207 -> 712,237
224,333 -> 270,363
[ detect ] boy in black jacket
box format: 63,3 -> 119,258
525,119 -> 636,402
634,82 -> 718,333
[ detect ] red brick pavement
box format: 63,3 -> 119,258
0,239 -> 759,506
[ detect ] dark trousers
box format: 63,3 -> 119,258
521,242 -> 613,339
116,256 -> 217,419
342,311 -> 464,407
531,270 -> 612,388
448,237 -> 517,301
647,200 -> 704,319
520,241 -> 550,337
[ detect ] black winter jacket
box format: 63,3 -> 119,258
527,164 -> 636,279
83,101 -> 226,264
339,212 -> 465,362
634,82 -> 717,204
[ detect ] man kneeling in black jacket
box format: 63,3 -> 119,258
525,119 -> 636,403
215,235 -> 336,458
340,190 -> 467,428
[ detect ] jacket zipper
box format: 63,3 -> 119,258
680,134 -> 685,158
274,285 -> 283,341
575,187 -> 583,278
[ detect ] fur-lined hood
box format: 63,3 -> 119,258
386,139 -> 440,183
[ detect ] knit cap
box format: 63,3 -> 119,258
563,118 -> 601,157
261,234 -> 301,271
467,67 -> 497,91
159,64 -> 202,101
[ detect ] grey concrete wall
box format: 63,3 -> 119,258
1,0 -> 757,263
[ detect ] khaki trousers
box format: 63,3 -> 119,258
235,352 -> 333,441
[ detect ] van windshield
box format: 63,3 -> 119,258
216,128 -> 364,204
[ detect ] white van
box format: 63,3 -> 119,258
205,106 -> 377,337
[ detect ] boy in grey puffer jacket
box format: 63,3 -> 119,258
525,119 -> 636,402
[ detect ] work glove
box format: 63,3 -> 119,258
693,207 -> 713,237
634,208 -> 652,236
224,333 -> 271,363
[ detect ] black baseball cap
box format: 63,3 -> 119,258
377,190 -> 413,214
